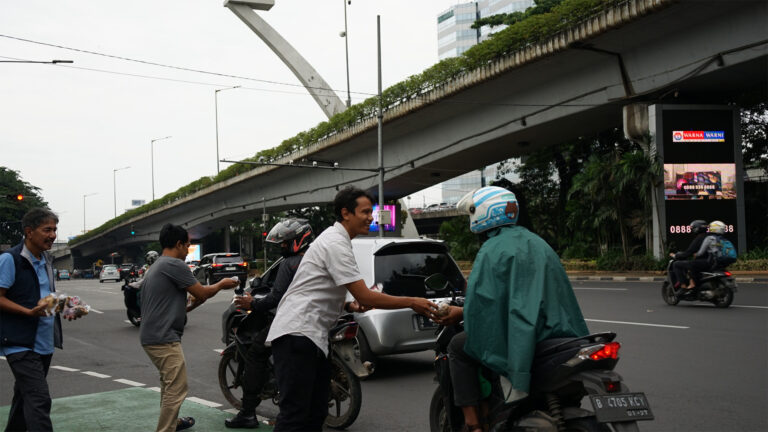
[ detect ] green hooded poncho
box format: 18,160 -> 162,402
463,225 -> 589,394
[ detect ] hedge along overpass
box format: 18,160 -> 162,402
69,0 -> 768,259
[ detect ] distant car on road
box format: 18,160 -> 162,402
193,253 -> 247,288
119,263 -> 137,281
186,260 -> 200,272
58,269 -> 70,280
99,264 -> 121,283
82,269 -> 95,279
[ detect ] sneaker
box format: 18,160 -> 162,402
225,411 -> 259,429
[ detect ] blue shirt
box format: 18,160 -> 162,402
0,248 -> 55,356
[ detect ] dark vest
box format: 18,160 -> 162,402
0,242 -> 63,349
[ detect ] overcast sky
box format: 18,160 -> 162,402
1,0 -> 465,240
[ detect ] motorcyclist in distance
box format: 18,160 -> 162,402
224,218 -> 314,429
669,220 -> 709,290
433,186 -> 588,432
683,220 -> 731,290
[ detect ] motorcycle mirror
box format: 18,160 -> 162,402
249,276 -> 263,289
424,274 -> 450,292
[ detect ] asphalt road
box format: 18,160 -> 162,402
1,278 -> 766,432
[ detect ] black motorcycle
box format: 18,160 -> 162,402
122,279 -> 142,327
661,259 -> 737,308
425,274 -> 653,432
218,269 -> 371,429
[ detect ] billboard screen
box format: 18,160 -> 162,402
369,204 -> 397,232
661,109 -> 739,250
663,163 -> 736,200
186,244 -> 201,262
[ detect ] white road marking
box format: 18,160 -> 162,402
124,320 -> 132,324
585,318 -> 689,329
89,308 -> 104,314
50,365 -> 80,372
114,378 -> 145,387
731,305 -> 768,310
186,397 -> 222,408
0,356 -> 5,361
213,349 -> 224,354
82,371 -> 111,378
574,287 -> 628,291
148,387 -> 161,392
223,409 -> 239,415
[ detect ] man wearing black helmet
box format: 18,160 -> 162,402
669,220 -> 710,290
224,218 -> 314,429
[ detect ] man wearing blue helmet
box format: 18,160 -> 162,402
434,186 -> 589,432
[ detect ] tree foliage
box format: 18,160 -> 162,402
741,102 -> 768,172
0,167 -> 49,245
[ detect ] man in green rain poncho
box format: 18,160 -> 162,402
434,186 -> 589,432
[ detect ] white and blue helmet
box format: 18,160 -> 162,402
457,186 -> 519,234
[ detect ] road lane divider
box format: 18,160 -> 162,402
113,378 -> 145,387
731,305 -> 768,310
50,365 -> 80,372
574,287 -> 628,291
585,318 -> 689,329
187,396 -> 222,408
82,371 -> 111,378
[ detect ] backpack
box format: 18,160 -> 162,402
714,235 -> 737,266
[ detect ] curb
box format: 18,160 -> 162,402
568,276 -> 768,283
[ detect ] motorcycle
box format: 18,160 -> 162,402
218,275 -> 371,429
121,278 -> 142,327
661,259 -> 737,308
425,274 -> 653,432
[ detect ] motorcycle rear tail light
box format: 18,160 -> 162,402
590,342 -> 620,361
724,271 -> 732,277
565,342 -> 621,366
332,324 -> 359,342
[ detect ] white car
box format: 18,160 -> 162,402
348,237 -> 465,366
99,264 -> 121,283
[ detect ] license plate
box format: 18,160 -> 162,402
415,315 -> 437,330
226,266 -> 236,271
590,392 -> 654,422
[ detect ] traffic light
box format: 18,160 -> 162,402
5,194 -> 23,201
262,231 -> 268,238
130,224 -> 135,236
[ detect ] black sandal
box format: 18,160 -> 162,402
176,416 -> 195,431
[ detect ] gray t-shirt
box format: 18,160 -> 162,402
139,256 -> 198,345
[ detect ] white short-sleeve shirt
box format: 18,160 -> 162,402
266,222 -> 362,356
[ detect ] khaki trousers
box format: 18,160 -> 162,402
143,342 -> 188,432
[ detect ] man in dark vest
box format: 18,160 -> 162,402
0,208 -> 63,432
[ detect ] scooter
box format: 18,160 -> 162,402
426,274 -> 653,432
121,278 -> 142,327
661,259 -> 737,308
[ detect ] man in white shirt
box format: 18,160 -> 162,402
266,187 -> 437,431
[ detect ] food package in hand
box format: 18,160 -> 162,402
39,294 -> 57,316
54,294 -> 69,314
60,295 -> 91,319
435,301 -> 451,317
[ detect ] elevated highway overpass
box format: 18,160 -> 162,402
70,0 -> 767,259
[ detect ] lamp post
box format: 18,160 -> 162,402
215,85 -> 240,174
150,136 -> 172,201
340,0 -> 352,107
113,166 -> 130,218
83,193 -> 97,233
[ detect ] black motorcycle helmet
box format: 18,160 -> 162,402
266,218 -> 314,257
690,220 -> 708,234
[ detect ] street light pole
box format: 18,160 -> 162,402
215,85 -> 241,174
83,193 -> 97,233
150,136 -> 171,201
113,166 -> 130,218
341,0 -> 352,107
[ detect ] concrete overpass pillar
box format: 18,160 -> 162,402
224,226 -> 231,252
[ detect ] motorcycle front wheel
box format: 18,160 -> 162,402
661,281 -> 679,306
218,350 -> 247,410
429,386 -> 456,432
325,355 -> 362,429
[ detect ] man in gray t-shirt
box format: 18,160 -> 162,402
140,223 -> 238,432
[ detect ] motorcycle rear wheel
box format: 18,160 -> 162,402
126,309 -> 141,327
712,280 -> 734,308
661,281 -> 679,306
325,355 -> 362,429
564,417 -> 612,431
